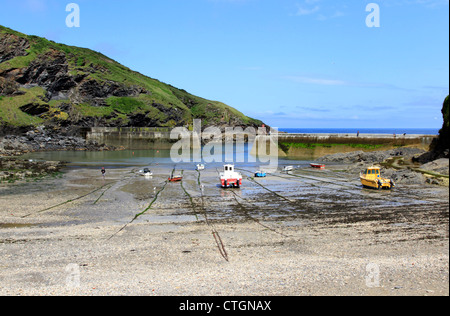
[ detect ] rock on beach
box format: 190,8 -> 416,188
319,147 -> 448,186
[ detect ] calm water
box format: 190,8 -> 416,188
22,127 -> 438,169
278,128 -> 439,135
22,144 -> 302,169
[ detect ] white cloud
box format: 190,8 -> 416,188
293,0 -> 346,20
283,75 -> 348,86
282,75 -> 413,91
295,4 -> 320,16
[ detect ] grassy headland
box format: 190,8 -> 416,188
0,25 -> 263,132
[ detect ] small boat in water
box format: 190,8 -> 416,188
255,170 -> 267,178
360,166 -> 395,190
283,166 -> 294,172
310,163 -> 325,170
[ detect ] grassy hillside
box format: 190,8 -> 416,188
0,25 -> 263,130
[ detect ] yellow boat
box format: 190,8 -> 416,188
360,166 -> 395,190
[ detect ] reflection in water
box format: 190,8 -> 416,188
22,143 -> 315,170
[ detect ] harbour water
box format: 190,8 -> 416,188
22,127 -> 437,168
22,144 -> 303,170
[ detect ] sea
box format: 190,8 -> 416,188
277,128 -> 439,135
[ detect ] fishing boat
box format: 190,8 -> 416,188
220,164 -> 242,188
310,163 -> 325,170
255,170 -> 267,177
360,166 -> 395,190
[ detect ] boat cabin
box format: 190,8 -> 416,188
224,164 -> 234,172
362,167 -> 381,179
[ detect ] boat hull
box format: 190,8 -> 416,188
360,177 -> 394,190
221,178 -> 242,188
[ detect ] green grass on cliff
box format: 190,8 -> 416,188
0,25 -> 263,128
0,86 -> 46,126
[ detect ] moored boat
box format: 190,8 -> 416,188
168,175 -> 183,182
255,170 -> 267,177
220,164 -> 242,188
360,166 -> 395,190
139,168 -> 153,176
310,163 -> 325,169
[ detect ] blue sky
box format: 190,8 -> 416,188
1,0 -> 449,128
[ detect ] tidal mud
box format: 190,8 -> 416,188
0,164 -> 448,295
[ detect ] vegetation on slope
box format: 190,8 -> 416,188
0,25 -> 263,131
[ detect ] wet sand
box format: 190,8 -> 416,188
0,165 -> 448,296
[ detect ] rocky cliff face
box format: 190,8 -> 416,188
415,95 -> 449,163
436,95 -> 449,156
0,25 -> 263,135
0,33 -> 30,64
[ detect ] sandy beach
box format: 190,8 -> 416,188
0,164 -> 448,296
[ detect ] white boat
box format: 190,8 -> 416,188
139,168 -> 153,177
220,164 -> 242,188
196,164 -> 205,171
283,166 -> 294,172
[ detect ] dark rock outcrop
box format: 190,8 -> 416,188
0,33 -> 30,63
16,50 -> 75,94
19,102 -> 50,116
0,125 -> 116,156
76,79 -> 147,103
415,95 -> 449,163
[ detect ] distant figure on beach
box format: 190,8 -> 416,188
101,167 -> 106,178
357,131 -> 360,137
